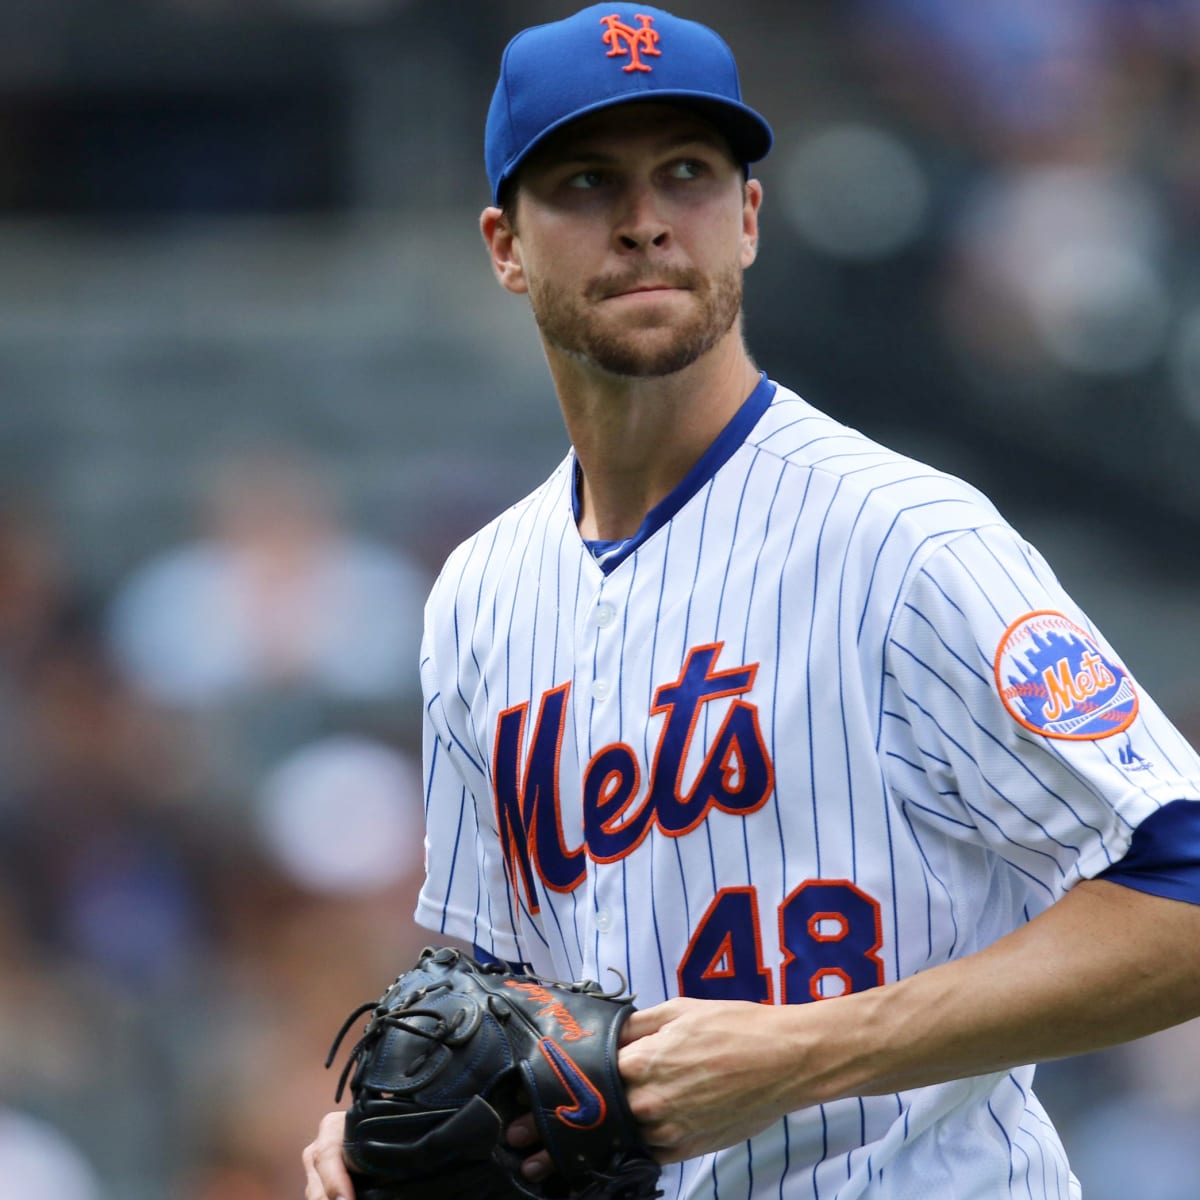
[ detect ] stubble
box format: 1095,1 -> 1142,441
527,261 -> 744,378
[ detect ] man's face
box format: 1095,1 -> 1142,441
490,104 -> 761,379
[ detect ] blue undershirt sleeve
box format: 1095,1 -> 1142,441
473,943 -> 534,974
1096,799 -> 1200,904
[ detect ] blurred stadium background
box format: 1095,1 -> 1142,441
1,1 -> 1199,1196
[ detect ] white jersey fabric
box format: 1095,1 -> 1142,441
415,377 -> 1200,1199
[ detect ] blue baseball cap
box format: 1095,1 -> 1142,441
485,4 -> 773,204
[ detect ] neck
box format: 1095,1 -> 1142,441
549,331 -> 760,542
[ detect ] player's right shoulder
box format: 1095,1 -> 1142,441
426,453 -> 574,615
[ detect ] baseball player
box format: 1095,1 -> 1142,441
304,6 -> 1200,1198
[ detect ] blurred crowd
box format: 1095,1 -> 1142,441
1,2 -> 1199,1198
0,446 -> 441,1199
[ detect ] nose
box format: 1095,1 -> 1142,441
614,179 -> 670,251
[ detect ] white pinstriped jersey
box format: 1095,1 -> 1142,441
415,376 -> 1200,1199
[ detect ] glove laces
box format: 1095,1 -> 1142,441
324,981 -> 465,1102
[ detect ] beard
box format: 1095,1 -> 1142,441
526,260 -> 744,378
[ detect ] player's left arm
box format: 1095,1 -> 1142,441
611,864 -> 1200,1166
605,527 -> 1200,1166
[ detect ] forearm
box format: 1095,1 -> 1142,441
619,879 -> 1200,1163
801,879 -> 1200,1104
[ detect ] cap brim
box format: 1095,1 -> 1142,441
494,91 -> 773,203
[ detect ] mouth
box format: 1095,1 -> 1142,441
592,272 -> 696,301
604,282 -> 689,300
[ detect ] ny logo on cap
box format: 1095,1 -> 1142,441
600,13 -> 661,73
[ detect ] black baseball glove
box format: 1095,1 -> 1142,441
324,945 -> 662,1200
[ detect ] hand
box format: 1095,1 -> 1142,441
617,997 -> 809,1164
303,1110 -> 354,1200
509,997 -> 807,1174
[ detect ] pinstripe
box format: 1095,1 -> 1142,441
957,529 -> 1037,613
738,455 -> 787,888
906,553 -> 996,668
802,470 -> 841,879
618,553 -> 640,992
897,797 -> 944,962
667,1161 -> 685,1200
858,510 -> 983,640
900,600 -> 991,686
1012,1138 -> 1037,1200
835,489 -> 859,882
878,758 -> 902,982
811,1102 -> 828,1196
686,479 -> 724,898
777,1117 -> 792,1200
648,826 -> 672,1012
986,1100 -> 1018,1198
437,773 -> 467,932
770,463 -> 812,900
453,517 -> 500,732
1005,1075 -> 1048,1200
870,534 -> 963,752
422,698 -> 440,822
647,517 -> 677,1003
1016,1083 -> 1072,1200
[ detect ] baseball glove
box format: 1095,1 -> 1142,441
324,945 -> 662,1200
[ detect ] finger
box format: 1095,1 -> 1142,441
313,1150 -> 353,1200
302,1142 -> 321,1200
303,1146 -> 347,1200
519,1149 -> 554,1185
302,1140 -> 326,1194
505,1112 -> 539,1148
620,999 -> 678,1042
506,1112 -> 554,1184
306,1112 -> 354,1200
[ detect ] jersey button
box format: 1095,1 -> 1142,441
591,679 -> 610,701
596,603 -> 616,628
595,907 -> 613,932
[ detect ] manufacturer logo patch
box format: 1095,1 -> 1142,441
1118,742 -> 1152,771
538,1038 -> 607,1129
600,13 -> 661,73
994,610 -> 1137,740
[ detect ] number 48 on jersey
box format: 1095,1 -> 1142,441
678,881 -> 885,1003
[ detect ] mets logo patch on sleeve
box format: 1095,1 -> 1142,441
993,610 -> 1138,740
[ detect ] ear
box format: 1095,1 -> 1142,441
480,206 -> 528,295
740,179 -> 763,269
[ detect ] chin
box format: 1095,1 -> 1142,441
590,340 -> 713,379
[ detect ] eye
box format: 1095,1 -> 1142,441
566,169 -> 608,190
668,158 -> 707,180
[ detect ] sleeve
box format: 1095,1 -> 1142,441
1097,799 -> 1200,904
880,522 -> 1200,905
411,611 -> 533,965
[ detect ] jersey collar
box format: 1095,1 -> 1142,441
574,371 -> 776,574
